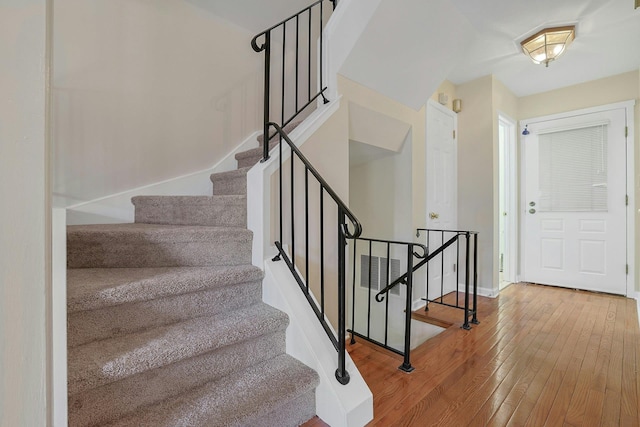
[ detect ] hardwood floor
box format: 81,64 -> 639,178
304,283 -> 640,426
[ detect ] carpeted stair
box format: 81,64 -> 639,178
67,132 -> 318,426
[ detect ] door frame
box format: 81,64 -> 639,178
518,100 -> 635,296
498,112 -> 518,287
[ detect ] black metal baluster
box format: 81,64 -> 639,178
399,244 -> 415,372
278,132 -> 283,244
290,147 -> 295,264
366,240 -> 372,338
320,185 -> 325,314
305,167 -> 309,292
319,0 -> 327,103
262,32 -> 271,161
350,238 -> 357,344
463,232 -> 471,330
281,23 -> 286,126
307,9 -> 312,103
336,207 -> 350,385
384,242 -> 390,347
440,230 -> 444,303
425,230 -> 430,310
295,15 -> 299,114
456,232 -> 460,307
472,233 -> 479,325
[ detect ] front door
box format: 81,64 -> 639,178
522,107 -> 628,295
426,100 -> 458,296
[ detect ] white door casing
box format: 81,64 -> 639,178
425,100 -> 458,296
521,105 -> 630,295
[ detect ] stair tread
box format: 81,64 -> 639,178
67,265 -> 263,313
235,145 -> 271,160
69,333 -> 287,427
68,302 -> 289,396
106,353 -> 319,427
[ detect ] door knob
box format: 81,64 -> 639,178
529,208 -> 536,214
529,201 -> 536,207
429,212 -> 439,220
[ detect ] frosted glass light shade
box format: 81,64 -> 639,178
521,26 -> 575,67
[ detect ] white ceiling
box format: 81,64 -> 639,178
448,0 -> 640,96
191,0 -> 640,101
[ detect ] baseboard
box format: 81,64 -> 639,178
476,286 -> 498,298
65,132 -> 259,225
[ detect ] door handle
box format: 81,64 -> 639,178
429,212 -> 439,220
529,208 -> 536,214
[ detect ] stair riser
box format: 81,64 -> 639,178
251,390 -> 317,427
134,202 -> 246,227
211,175 -> 247,195
68,281 -> 262,347
68,237 -> 252,268
69,331 -> 286,427
237,154 -> 262,168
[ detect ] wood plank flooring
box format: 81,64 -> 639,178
303,283 -> 640,426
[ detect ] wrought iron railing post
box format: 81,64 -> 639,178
261,31 -> 271,161
399,244 -> 415,372
462,232 -> 471,330
336,207 -> 350,384
472,233 -> 479,324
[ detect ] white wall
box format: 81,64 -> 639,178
53,0 -> 263,208
0,0 -> 51,425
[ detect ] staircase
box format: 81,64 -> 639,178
66,138 -> 319,426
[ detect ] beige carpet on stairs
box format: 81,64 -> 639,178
67,132 -> 319,427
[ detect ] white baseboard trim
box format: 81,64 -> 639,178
64,132 -> 259,225
476,286 -> 498,298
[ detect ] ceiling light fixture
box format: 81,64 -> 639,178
520,25 -> 575,67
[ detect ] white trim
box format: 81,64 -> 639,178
498,111 -> 518,286
519,100 -> 636,297
52,208 -> 67,426
262,259 -> 373,427
477,286 -> 498,298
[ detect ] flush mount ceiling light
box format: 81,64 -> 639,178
520,25 -> 575,67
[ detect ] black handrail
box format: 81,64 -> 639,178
268,122 -> 361,384
251,0 -> 337,162
415,228 -> 480,330
375,234 -> 459,302
348,237 -> 427,372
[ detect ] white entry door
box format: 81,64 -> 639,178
522,108 -> 628,295
425,100 -> 458,296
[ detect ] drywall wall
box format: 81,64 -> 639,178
456,75 -> 497,293
519,70 -> 640,292
339,75 -> 426,233
0,1 -> 51,425
53,0 -> 263,207
349,134 -> 413,242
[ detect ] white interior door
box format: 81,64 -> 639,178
426,101 -> 458,296
522,108 -> 627,295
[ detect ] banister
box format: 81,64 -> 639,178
267,122 -> 362,239
375,234 -> 461,302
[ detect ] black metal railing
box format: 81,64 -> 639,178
268,122 -> 361,385
413,228 -> 479,330
251,0 -> 337,162
348,237 -> 427,372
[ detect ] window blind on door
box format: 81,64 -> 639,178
538,124 -> 608,212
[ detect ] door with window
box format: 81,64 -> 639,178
522,108 -> 627,295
